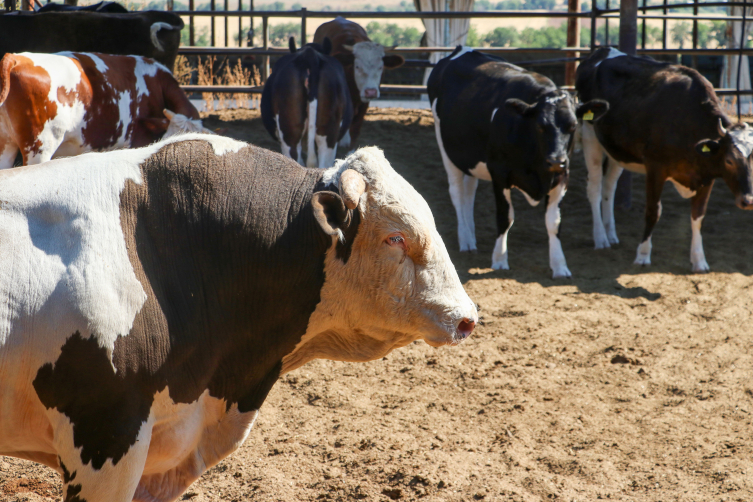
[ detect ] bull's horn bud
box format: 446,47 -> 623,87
718,118 -> 728,137
340,169 -> 366,210
342,44 -> 354,52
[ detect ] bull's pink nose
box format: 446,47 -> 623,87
364,88 -> 378,98
457,318 -> 476,339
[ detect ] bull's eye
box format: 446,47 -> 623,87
385,233 -> 407,252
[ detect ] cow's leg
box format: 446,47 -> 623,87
0,141 -> 19,170
316,134 -> 337,169
491,187 -> 513,270
306,99 -> 319,168
348,102 -> 368,151
546,179 -> 572,278
50,411 -> 153,502
581,121 -> 611,249
340,130 -> 352,153
600,156 -> 623,245
462,175 -> 479,245
635,169 -> 665,266
689,181 -> 714,273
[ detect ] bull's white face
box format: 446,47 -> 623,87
352,42 -> 387,101
283,147 -> 478,373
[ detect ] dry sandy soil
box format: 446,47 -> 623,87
3,108 -> 753,502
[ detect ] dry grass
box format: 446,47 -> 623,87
195,56 -> 260,111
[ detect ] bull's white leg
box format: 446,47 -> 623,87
690,215 -> 709,272
491,188 -> 513,270
634,201 -> 660,266
51,410 -> 153,502
0,142 -> 19,169
275,115 -> 295,163
306,99 -> 318,169
581,121 -> 611,249
296,140 -> 304,165
546,180 -> 572,278
601,156 -> 623,245
432,98 -> 476,252
316,135 -> 337,169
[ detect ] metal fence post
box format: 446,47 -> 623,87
605,0 -> 609,46
224,0 -> 229,47
565,0 -> 580,85
591,0 -> 597,49
262,15 -> 269,81
189,0 -> 195,46
210,0 -> 216,47
301,7 -> 307,45
662,0 -> 667,49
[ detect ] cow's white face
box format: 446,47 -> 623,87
351,42 -> 388,101
283,147 -> 477,373
163,109 -> 214,137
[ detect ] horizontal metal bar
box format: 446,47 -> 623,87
172,9 -> 593,18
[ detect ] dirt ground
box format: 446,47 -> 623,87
3,107 -> 753,502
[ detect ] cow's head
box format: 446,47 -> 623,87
334,42 -> 405,101
696,119 -> 753,209
284,147 -> 477,372
503,91 -> 608,181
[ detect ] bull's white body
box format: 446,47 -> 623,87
0,134 -> 257,502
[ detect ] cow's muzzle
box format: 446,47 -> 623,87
736,194 -> 753,209
363,88 -> 379,100
455,317 -> 476,340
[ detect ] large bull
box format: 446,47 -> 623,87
576,47 -> 753,271
0,135 -> 477,502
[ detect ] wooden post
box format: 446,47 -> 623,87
565,0 -> 580,85
615,0 -> 639,210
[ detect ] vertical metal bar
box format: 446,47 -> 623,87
262,15 -> 269,81
167,0 -> 173,11
591,0 -> 597,49
301,7 -> 307,45
238,0 -> 242,47
211,0 -> 215,47
738,0 -> 747,121
224,0 -> 228,47
692,0 -> 698,49
565,0 -> 580,85
189,0 -> 195,46
641,0 -> 646,49
662,0 -> 667,49
605,0 -> 609,46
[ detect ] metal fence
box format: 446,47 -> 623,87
172,3 -> 753,99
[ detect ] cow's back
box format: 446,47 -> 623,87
313,17 -> 369,55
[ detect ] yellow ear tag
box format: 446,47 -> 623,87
702,144 -> 711,153
583,110 -> 594,121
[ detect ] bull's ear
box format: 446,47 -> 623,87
312,191 -> 350,238
383,54 -> 405,69
696,139 -> 721,156
288,36 -> 297,53
322,36 -> 332,55
140,117 -> 170,134
334,52 -> 355,67
505,98 -> 535,116
576,99 -> 609,122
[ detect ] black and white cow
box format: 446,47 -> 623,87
576,47 -> 753,271
428,47 -> 607,278
261,37 -> 352,168
0,134 -> 477,502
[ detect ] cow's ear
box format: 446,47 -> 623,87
576,99 -> 609,122
334,52 -> 355,67
140,117 -> 170,134
289,36 -> 297,53
383,54 -> 405,69
696,139 -> 721,156
322,37 -> 332,55
505,98 -> 535,116
312,191 -> 350,238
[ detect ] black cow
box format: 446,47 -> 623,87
0,10 -> 183,70
37,1 -> 128,13
576,47 -> 753,272
261,37 -> 352,168
428,47 -> 607,278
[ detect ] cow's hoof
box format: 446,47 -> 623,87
607,233 -> 619,245
692,261 -> 710,273
491,261 -> 510,271
459,246 -> 477,253
552,267 -> 572,279
634,255 -> 651,266
594,238 -> 611,250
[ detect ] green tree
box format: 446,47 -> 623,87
519,25 -> 566,48
671,21 -> 691,48
466,25 -> 480,46
269,22 -> 301,46
365,22 -> 422,47
484,26 -> 519,47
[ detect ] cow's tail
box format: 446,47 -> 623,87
150,22 -> 180,52
302,46 -> 321,103
0,54 -> 16,107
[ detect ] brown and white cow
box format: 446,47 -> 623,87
0,52 -> 209,169
576,47 -> 753,272
313,17 -> 405,151
0,134 -> 477,502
